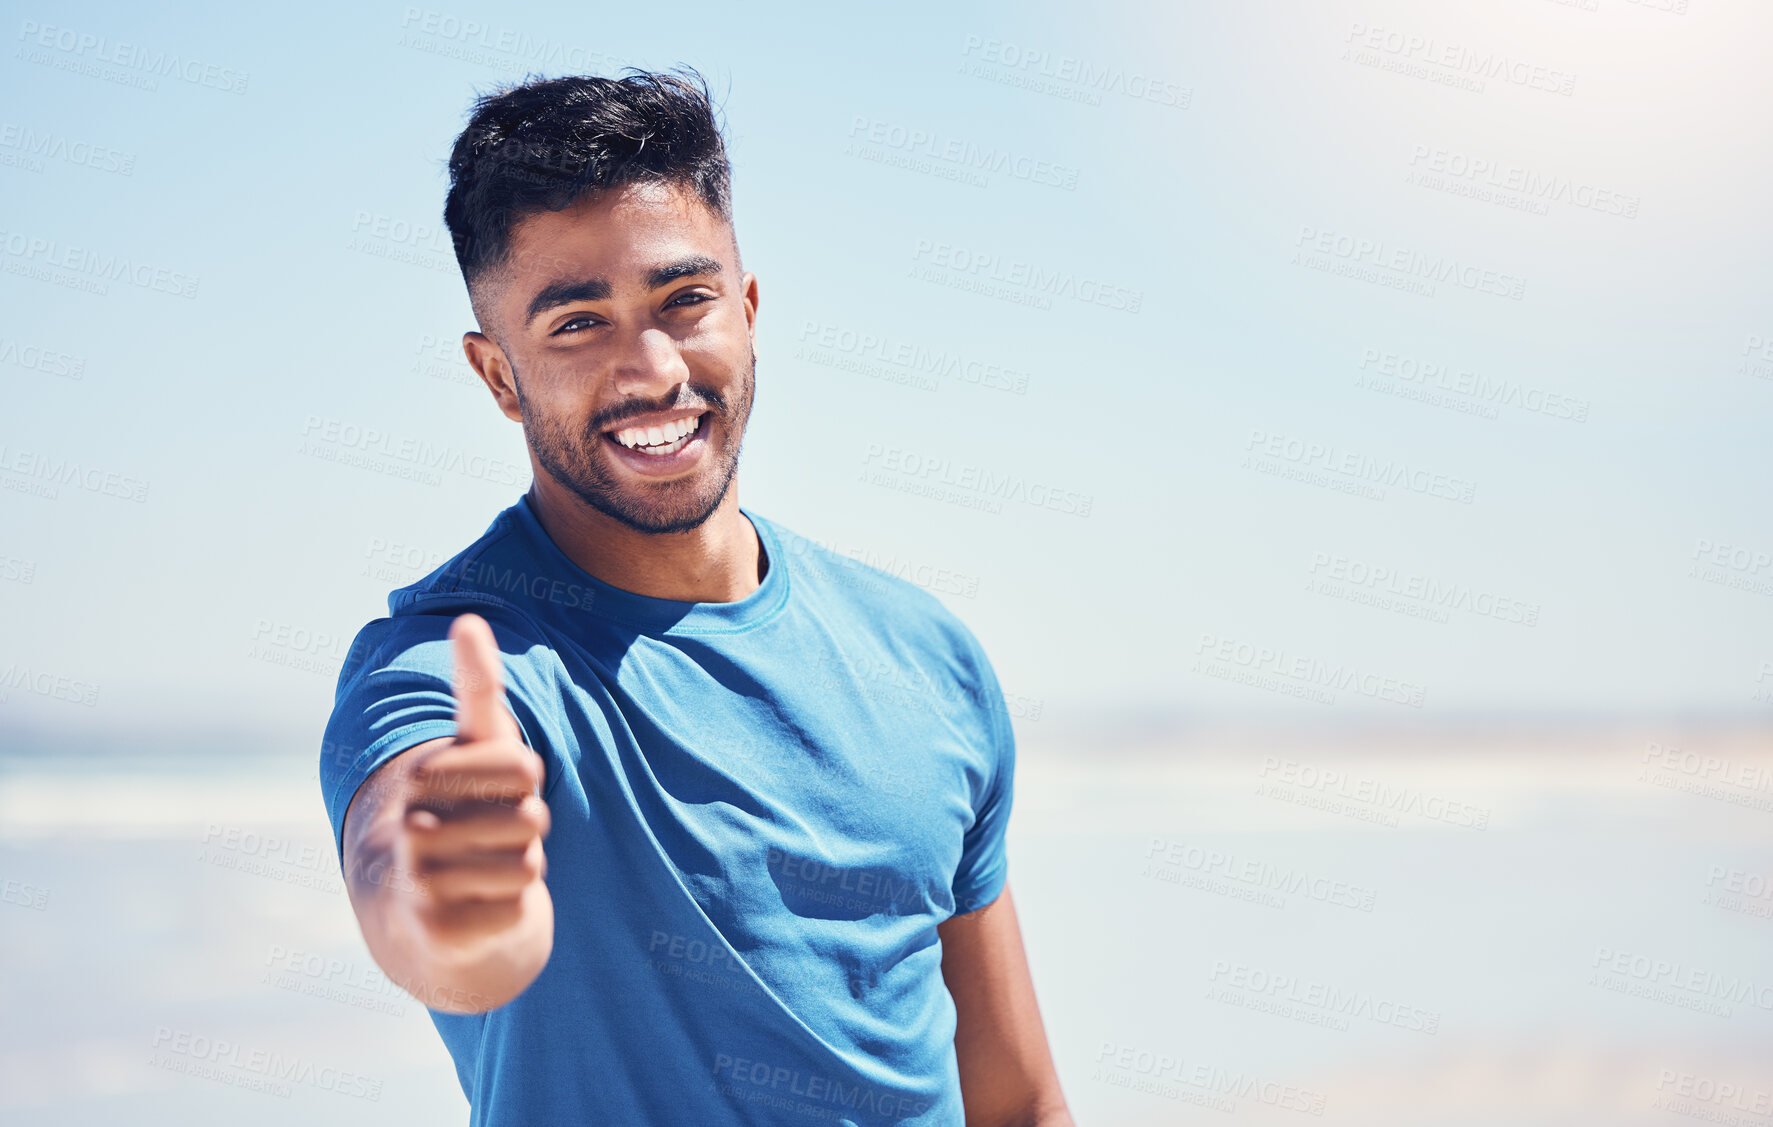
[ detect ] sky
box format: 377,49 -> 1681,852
2,0 -> 1771,755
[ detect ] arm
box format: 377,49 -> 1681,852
339,613 -> 554,1014
938,882 -> 1074,1127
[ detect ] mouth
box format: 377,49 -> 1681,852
600,410 -> 710,476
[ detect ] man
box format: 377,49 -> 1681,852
319,67 -> 1072,1125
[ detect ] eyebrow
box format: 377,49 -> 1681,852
523,255 -> 724,328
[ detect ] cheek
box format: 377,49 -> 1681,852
526,362 -> 601,412
676,334 -> 733,374
681,311 -> 752,361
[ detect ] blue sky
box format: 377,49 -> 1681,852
2,0 -> 1770,752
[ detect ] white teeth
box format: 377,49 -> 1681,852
612,414 -> 702,452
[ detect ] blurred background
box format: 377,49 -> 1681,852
3,0 -> 1770,1122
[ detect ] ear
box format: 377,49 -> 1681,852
462,332 -> 524,423
740,270 -> 759,351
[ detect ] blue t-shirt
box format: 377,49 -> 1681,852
317,493 -> 1015,1125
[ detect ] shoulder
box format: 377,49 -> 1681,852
392,507 -> 545,619
382,500 -> 604,633
754,512 -> 994,680
341,508 -> 563,680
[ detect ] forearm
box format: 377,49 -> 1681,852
942,885 -> 1073,1127
1019,1106 -> 1075,1127
966,1078 -> 1074,1127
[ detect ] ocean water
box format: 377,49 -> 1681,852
3,724 -> 1769,1125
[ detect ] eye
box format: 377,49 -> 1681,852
553,315 -> 599,336
670,292 -> 713,308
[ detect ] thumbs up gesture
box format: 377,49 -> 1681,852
371,613 -> 554,1008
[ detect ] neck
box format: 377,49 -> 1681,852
525,474 -> 763,604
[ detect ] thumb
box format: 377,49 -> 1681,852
449,613 -> 519,744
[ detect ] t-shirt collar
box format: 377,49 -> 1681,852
508,491 -> 789,635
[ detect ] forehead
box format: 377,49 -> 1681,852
501,180 -> 731,280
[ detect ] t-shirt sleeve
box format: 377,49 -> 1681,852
949,638 -> 1016,916
317,603 -> 547,870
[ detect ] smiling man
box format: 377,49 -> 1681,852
318,68 -> 1072,1126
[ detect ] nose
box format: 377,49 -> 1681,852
608,324 -> 691,400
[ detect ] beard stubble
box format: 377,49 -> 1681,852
513,347 -> 756,535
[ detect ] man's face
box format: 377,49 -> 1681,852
465,180 -> 758,535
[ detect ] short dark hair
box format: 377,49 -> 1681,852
443,67 -> 734,309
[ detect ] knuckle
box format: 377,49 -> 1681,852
521,795 -> 549,827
